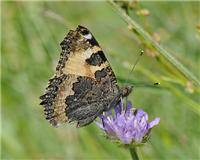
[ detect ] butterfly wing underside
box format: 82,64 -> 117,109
40,26 -> 119,127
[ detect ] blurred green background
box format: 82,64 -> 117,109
2,1 -> 200,160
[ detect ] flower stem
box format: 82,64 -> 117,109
129,148 -> 139,160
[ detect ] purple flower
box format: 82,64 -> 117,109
96,100 -> 160,145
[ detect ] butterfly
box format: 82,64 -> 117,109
40,25 -> 132,127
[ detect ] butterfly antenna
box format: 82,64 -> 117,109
125,50 -> 144,85
133,82 -> 160,88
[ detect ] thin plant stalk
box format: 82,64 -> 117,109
108,0 -> 200,87
129,148 -> 139,160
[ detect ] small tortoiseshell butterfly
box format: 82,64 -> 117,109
40,25 -> 132,127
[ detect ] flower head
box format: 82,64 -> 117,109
96,100 -> 160,145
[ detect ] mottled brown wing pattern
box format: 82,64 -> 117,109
40,25 -> 120,127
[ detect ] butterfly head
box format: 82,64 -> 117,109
120,85 -> 133,98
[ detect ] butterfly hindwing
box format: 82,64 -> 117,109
66,74 -> 118,127
40,25 -> 119,127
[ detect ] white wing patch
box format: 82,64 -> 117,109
83,33 -> 92,40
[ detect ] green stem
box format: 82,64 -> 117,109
108,0 -> 200,87
129,147 -> 139,160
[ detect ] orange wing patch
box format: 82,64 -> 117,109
63,46 -> 109,79
52,74 -> 78,126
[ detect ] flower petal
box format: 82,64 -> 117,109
103,118 -> 116,137
114,104 -> 122,116
149,117 -> 160,128
125,101 -> 132,116
95,121 -> 104,129
104,110 -> 112,116
135,109 -> 148,121
119,134 -> 132,144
